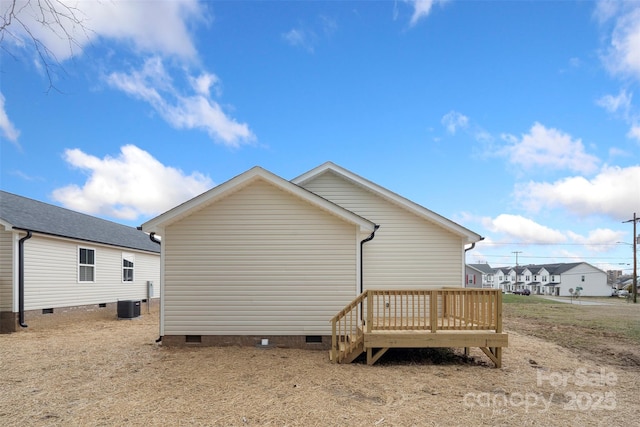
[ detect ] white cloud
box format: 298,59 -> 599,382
481,214 -> 567,244
515,165 -> 640,220
501,122 -> 600,174
627,124 -> 640,142
594,0 -> 621,24
282,28 -> 315,52
189,72 -> 220,97
106,57 -> 255,147
441,110 -> 469,134
608,146 -> 630,158
597,89 -> 632,115
4,0 -> 204,62
52,145 -> 213,220
601,5 -> 640,80
407,0 -> 448,27
566,228 -> 626,252
0,92 -> 20,146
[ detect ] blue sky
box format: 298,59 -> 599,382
1,0 -> 639,273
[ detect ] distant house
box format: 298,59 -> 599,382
0,191 -> 160,333
142,163 -> 482,347
465,263 -> 495,288
488,262 -> 608,296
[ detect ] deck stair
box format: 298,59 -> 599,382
330,288 -> 508,367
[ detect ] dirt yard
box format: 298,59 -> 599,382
1,302 -> 639,426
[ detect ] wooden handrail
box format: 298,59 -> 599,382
330,288 -> 503,363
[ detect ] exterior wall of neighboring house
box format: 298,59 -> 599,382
298,171 -> 466,289
0,229 -> 14,331
553,264 -> 608,297
465,265 -> 496,289
22,233 -> 159,311
0,228 -> 159,332
161,178 -> 364,337
465,269 -> 480,288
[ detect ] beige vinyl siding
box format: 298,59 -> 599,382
22,234 -> 159,310
0,230 -> 14,311
163,178 -> 359,336
301,171 -> 464,289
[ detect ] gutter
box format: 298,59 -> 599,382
18,230 -> 32,328
149,232 -> 161,245
360,225 -> 380,294
465,236 -> 485,253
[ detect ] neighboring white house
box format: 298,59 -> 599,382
142,163 -> 483,348
491,262 -> 608,296
0,191 -> 160,333
465,263 -> 495,288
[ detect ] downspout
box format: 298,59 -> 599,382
464,237 -> 484,288
360,225 -> 380,295
149,232 -> 163,343
18,230 -> 32,328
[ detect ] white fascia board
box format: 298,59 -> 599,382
0,218 -> 14,231
142,166 -> 376,235
292,161 -> 482,243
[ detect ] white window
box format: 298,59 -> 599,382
78,247 -> 95,282
123,253 -> 135,282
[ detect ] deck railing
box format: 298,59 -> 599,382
330,288 -> 503,362
329,291 -> 367,363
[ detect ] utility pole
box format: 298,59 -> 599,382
512,251 -> 522,268
623,213 -> 638,304
512,251 -> 522,291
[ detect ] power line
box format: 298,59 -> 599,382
478,242 -> 629,247
477,254 -> 630,260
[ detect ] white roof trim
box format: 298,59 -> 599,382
292,161 -> 482,243
0,218 -> 14,231
142,166 -> 376,235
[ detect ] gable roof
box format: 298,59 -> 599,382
468,263 -> 494,274
141,166 -> 376,234
493,262 -> 602,275
292,162 -> 482,244
0,191 -> 160,253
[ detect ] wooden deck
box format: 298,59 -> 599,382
330,289 -> 508,367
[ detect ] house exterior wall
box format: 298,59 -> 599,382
22,234 -> 159,310
464,266 -> 481,288
162,178 -> 362,336
0,229 -> 15,332
0,229 -> 13,312
299,171 -> 465,289
555,264 -> 608,297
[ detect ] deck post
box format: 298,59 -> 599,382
331,319 -> 337,363
496,290 -> 503,333
430,290 -> 437,332
366,290 -> 373,333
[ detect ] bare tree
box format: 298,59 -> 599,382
1,0 -> 90,90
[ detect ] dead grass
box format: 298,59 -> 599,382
1,304 -> 639,426
503,295 -> 640,367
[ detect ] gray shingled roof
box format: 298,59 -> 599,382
0,191 -> 160,253
492,263 -> 585,275
468,263 -> 494,274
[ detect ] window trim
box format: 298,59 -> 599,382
78,246 -> 96,283
122,252 -> 135,283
